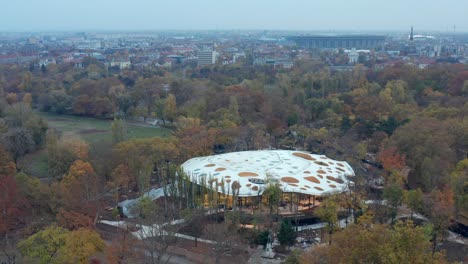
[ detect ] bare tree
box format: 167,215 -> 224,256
204,222 -> 243,264
0,233 -> 18,264
182,208 -> 206,247
133,197 -> 179,264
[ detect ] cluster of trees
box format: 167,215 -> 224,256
302,216 -> 450,264
0,51 -> 466,263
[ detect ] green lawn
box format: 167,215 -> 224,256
22,112 -> 172,178
38,112 -> 171,142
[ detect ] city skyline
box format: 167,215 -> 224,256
2,0 -> 468,32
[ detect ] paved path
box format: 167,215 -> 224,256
118,185 -> 170,217
100,220 -> 216,244
447,231 -> 467,245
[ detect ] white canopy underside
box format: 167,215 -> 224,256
181,150 -> 355,197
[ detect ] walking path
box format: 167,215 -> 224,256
100,220 -> 216,244
118,185 -> 170,217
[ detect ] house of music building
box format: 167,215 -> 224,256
181,150 -> 355,210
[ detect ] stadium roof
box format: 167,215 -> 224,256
181,150 -> 355,197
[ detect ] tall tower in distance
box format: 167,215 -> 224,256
410,26 -> 414,41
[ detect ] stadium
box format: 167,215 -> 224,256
288,34 -> 386,49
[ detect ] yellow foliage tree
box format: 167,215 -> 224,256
59,228 -> 105,264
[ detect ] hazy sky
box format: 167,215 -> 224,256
2,0 -> 467,32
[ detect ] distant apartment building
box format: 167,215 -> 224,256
39,58 -> 56,67
254,58 -> 293,69
197,50 -> 216,66
348,48 -> 359,64
110,58 -> 131,69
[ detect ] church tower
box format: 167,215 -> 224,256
410,26 -> 414,41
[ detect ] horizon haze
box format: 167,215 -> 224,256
2,0 -> 468,33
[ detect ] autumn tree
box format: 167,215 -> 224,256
377,146 -> 406,173
1,128 -> 35,164
426,187 -> 455,255
450,158 -> 468,217
383,183 -> 404,224
18,225 -> 69,264
163,93 -> 177,124
0,174 -> 26,263
22,93 -> 32,106
388,118 -> 456,191
175,117 -> 216,160
14,172 -> 49,217
404,188 -> 424,219
231,180 -> 241,211
0,144 -> 16,178
48,159 -> 101,227
5,93 -> 17,105
109,164 -> 131,200
111,118 -> 127,144
4,102 -> 47,145
302,218 -> 448,264
60,160 -> 99,208
59,228 -> 105,264
113,137 -> 179,192
47,133 -> 89,179
56,208 -> 94,230
19,226 -> 105,264
315,196 -> 339,245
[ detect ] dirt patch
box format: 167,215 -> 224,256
48,118 -> 71,122
304,176 -> 320,184
317,170 -> 326,174
251,186 -> 258,191
336,163 -> 345,167
77,129 -> 108,134
314,186 -> 324,191
238,172 -> 258,177
281,177 -> 299,183
215,167 -> 226,172
329,184 -> 337,188
204,164 -> 216,167
292,152 -> 316,161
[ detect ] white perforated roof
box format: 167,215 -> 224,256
181,150 -> 355,197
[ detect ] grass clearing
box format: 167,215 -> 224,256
39,112 -> 171,143
22,112 -> 172,177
